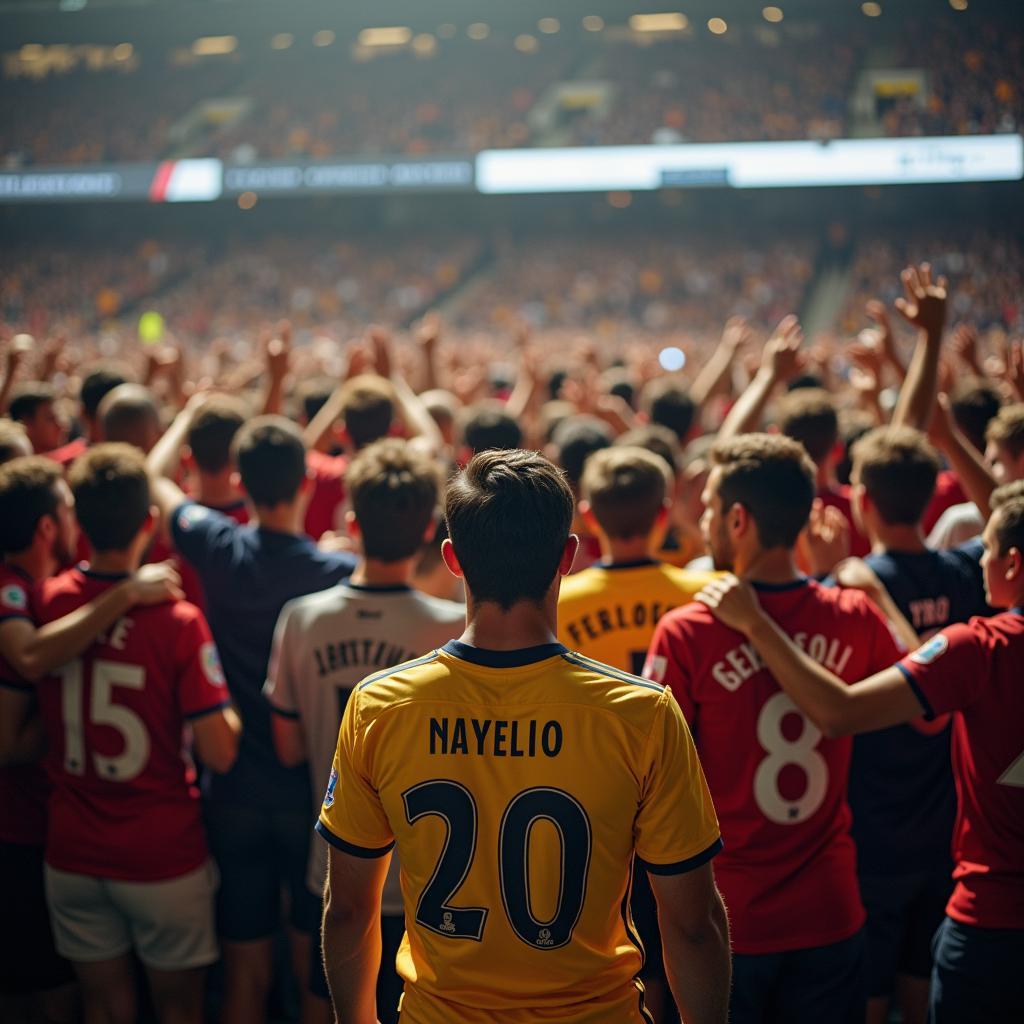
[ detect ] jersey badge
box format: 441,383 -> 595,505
177,504 -> 209,532
1,584 -> 27,611
323,767 -> 338,809
910,633 -> 949,665
200,642 -> 226,687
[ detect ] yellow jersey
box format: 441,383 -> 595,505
317,640 -> 721,1024
557,560 -> 715,675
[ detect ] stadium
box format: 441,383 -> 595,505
0,1 -> 1022,1023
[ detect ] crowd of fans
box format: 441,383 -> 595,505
3,10 -> 1020,167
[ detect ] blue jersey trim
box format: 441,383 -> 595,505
442,640 -> 567,668
79,566 -> 130,581
895,663 -> 936,721
344,582 -> 413,594
597,558 -> 659,571
638,836 -> 724,876
560,651 -> 665,693
357,651 -> 440,691
183,699 -> 231,722
0,611 -> 32,625
315,820 -> 395,859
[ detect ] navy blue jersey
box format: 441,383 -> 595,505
171,502 -> 356,807
850,547 -> 987,873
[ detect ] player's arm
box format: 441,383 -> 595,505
890,263 -> 947,432
270,712 -> 306,767
0,688 -> 45,766
0,564 -> 182,682
191,704 -> 241,773
650,863 -> 731,1024
696,575 -> 923,737
322,845 -> 389,1024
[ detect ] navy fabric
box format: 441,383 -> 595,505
171,502 -> 355,808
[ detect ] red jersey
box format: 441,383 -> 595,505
305,450 -> 346,541
922,469 -> 967,535
34,567 -> 230,881
819,486 -> 870,558
644,578 -> 903,953
896,610 -> 1024,930
45,436 -> 88,468
0,565 -> 50,846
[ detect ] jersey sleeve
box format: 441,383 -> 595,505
173,606 -> 231,720
643,611 -> 696,721
263,602 -> 299,719
315,689 -> 395,858
169,501 -> 239,574
896,620 -> 990,719
635,689 -> 722,874
0,577 -> 32,624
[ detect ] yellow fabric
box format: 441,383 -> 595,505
558,562 -> 714,674
319,646 -> 720,1023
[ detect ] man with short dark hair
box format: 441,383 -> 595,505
264,439 -> 463,1024
318,448 -> 729,1024
148,406 -> 356,1024
645,433 -> 904,1024
35,444 -> 240,1024
97,383 -> 162,454
47,366 -> 130,467
460,400 -> 523,455
642,378 -> 697,442
9,383 -> 66,454
697,496 -> 1024,1024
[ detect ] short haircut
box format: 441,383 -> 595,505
346,439 -> 441,562
986,403 -> 1024,459
551,415 -> 613,488
98,384 -> 160,449
601,368 -> 635,409
0,456 -> 62,554
776,388 -> 839,464
339,375 -> 394,450
232,416 -> 307,508
461,401 -> 523,454
0,420 -> 31,465
992,498 -> 1024,557
298,379 -> 334,424
69,444 -> 150,553
711,433 -> 816,549
991,480 -> 1024,510
8,383 -> 55,423
420,390 -> 459,427
950,379 -> 1002,453
852,426 -> 940,526
582,446 -> 671,540
445,449 -> 573,610
642,380 -> 696,441
81,367 -> 130,420
615,424 -> 681,476
188,397 -> 247,474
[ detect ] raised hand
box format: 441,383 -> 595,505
368,324 -> 393,379
416,311 -> 442,353
5,332 -> 34,377
265,319 -> 292,383
762,314 -> 805,382
721,315 -> 753,355
1002,337 -> 1024,401
951,323 -> 982,374
797,498 -> 851,576
894,262 -> 947,338
865,299 -> 898,363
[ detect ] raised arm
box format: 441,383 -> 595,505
718,315 -> 804,441
891,263 -> 948,432
690,316 -> 752,411
928,392 -> 998,519
262,320 -> 292,416
369,326 -> 443,456
696,575 -> 922,738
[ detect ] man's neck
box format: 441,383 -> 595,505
871,521 -> 927,555
600,536 -> 656,566
459,595 -> 558,651
5,547 -> 52,584
88,550 -> 139,575
349,557 -> 416,588
253,503 -> 303,535
197,472 -> 243,509
736,547 -> 802,585
815,463 -> 838,493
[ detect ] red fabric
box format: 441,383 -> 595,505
818,486 -> 871,557
897,611 -> 1024,929
922,470 -> 967,535
45,436 -> 88,468
0,566 -> 50,845
304,450 -> 347,541
35,568 -> 228,881
645,580 -> 902,954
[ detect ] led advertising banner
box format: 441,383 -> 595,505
222,157 -> 474,195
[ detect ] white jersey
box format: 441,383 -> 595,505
927,501 -> 983,550
264,582 -> 464,912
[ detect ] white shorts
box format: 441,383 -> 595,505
44,860 -> 219,971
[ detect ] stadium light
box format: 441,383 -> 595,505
359,27 -> 413,47
762,6 -> 784,22
112,43 -> 133,61
861,2 -> 882,16
538,18 -> 560,34
708,18 -> 728,34
467,23 -> 490,40
515,35 -> 539,53
313,30 -> 336,47
582,16 -> 604,32
192,36 -> 238,56
949,0 -> 968,9
629,13 -> 688,33
412,34 -> 437,55
270,33 -> 294,50
20,44 -> 45,61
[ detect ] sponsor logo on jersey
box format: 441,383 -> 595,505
644,654 -> 667,683
910,633 -> 949,665
0,584 -> 27,612
536,927 -> 554,947
440,912 -> 456,934
177,504 -> 209,532
200,642 -> 226,687
323,767 -> 338,809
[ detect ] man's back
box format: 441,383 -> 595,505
35,567 -> 228,881
646,578 -> 902,953
558,560 -> 712,674
317,641 -> 721,1024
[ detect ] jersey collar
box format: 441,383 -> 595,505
2,562 -> 34,584
750,577 -> 809,593
597,558 -> 659,571
79,565 -> 131,581
345,582 -> 413,594
442,639 -> 567,668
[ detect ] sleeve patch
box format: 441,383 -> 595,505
643,654 -> 668,683
909,633 -> 949,666
200,642 -> 226,687
323,766 -> 338,809
1,584 -> 28,612
176,504 -> 209,532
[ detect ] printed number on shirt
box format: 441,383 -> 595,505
59,659 -> 149,781
403,780 -> 591,949
998,747 -> 1024,788
754,692 -> 828,824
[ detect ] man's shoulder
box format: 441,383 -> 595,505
405,589 -> 466,622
